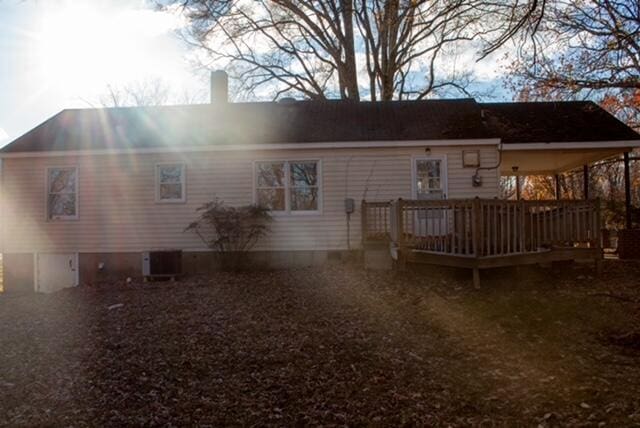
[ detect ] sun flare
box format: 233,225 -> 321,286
36,2 -> 184,97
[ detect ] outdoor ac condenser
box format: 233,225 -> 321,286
142,251 -> 182,278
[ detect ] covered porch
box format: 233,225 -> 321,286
500,144 -> 637,230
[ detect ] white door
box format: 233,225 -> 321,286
412,157 -> 448,237
36,253 -> 78,293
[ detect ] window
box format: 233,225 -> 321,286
290,161 -> 318,211
47,167 -> 78,220
255,160 -> 320,212
416,159 -> 443,196
156,164 -> 186,202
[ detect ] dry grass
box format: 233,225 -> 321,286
1,260 -> 639,426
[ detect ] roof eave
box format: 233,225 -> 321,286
0,138 -> 501,158
501,140 -> 640,151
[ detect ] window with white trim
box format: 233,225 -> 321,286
256,160 -> 319,212
47,167 -> 78,220
156,164 -> 186,202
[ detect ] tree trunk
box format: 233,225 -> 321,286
341,0 -> 360,100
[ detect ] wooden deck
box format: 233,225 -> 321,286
362,198 -> 603,287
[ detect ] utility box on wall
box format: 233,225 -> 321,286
142,250 -> 182,279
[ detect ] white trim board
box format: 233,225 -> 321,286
0,138 -> 501,158
502,140 -> 640,151
2,138 -> 637,158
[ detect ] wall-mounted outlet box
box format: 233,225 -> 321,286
344,198 -> 355,214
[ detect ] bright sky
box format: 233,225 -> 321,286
0,0 -> 510,148
0,0 -> 206,147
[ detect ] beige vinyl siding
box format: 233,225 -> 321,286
0,145 -> 498,253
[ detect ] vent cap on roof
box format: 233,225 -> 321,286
278,97 -> 297,104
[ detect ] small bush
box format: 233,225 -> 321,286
185,198 -> 272,270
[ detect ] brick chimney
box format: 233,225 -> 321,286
210,70 -> 228,103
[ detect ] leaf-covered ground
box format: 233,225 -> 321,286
1,261 -> 639,426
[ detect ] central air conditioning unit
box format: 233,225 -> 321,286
142,250 -> 182,280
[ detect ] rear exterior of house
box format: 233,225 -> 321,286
0,141 -> 500,292
1,93 -> 639,292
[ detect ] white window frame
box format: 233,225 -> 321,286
45,166 -> 79,221
155,163 -> 186,203
253,159 -> 322,215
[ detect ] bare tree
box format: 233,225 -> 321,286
99,78 -> 172,107
481,0 -> 639,227
164,0 -> 492,101
96,77 -> 208,107
503,0 -> 640,128
356,0 -> 490,100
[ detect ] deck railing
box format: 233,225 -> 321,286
364,198 -> 601,258
361,200 -> 392,241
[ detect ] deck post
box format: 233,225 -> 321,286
361,199 -> 367,247
396,199 -> 404,247
555,174 -> 561,200
519,199 -> 526,252
624,152 -> 632,230
395,199 -> 407,271
472,267 -> 481,290
515,176 -> 521,200
471,198 -> 482,257
471,198 -> 482,289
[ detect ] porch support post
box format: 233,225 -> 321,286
555,174 -> 561,200
583,165 -> 590,200
624,152 -> 632,229
595,197 -> 603,275
515,176 -> 521,200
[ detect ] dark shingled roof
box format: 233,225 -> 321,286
2,99 -> 638,153
482,101 -> 640,143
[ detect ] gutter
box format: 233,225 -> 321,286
0,138 -> 501,158
501,140 -> 640,151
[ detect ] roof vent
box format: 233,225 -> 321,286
278,97 -> 297,104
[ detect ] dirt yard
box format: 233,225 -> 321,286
1,261 -> 639,426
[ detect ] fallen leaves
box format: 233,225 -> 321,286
0,262 -> 639,425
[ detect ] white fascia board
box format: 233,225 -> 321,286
0,138 -> 500,158
502,140 -> 640,151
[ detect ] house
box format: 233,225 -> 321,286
1,73 -> 639,292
